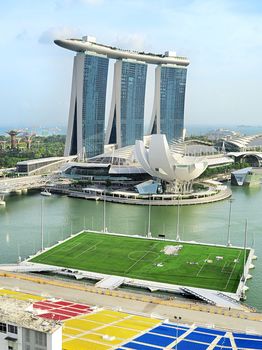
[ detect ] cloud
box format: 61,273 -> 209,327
38,26 -> 80,45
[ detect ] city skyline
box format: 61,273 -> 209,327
0,0 -> 262,128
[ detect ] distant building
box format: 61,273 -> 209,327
216,134 -> 262,152
206,128 -> 240,141
16,156 -> 76,175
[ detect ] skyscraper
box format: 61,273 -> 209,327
105,60 -> 147,148
55,37 -> 189,158
149,64 -> 187,143
64,51 -> 109,159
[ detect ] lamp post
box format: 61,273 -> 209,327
176,195 -> 181,241
242,219 -> 248,282
147,194 -> 152,238
40,194 -> 51,251
227,198 -> 234,246
103,190 -> 106,232
41,197 -> 44,251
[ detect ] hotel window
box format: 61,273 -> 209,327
35,331 -> 47,346
0,322 -> 6,333
8,324 -> 18,334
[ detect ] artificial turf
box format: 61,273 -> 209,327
30,231 -> 248,293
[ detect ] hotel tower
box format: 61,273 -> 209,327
55,36 -> 189,159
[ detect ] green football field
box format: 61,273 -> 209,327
30,231 -> 248,293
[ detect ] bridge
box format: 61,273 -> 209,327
0,175 -> 56,206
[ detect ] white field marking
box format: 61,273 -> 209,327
37,235 -> 84,260
36,243 -> 69,262
196,254 -> 211,277
127,251 -> 159,262
63,241 -> 83,252
73,241 -> 102,259
223,250 -> 242,291
221,261 -> 233,274
221,260 -> 228,273
124,243 -> 160,274
221,255 -> 236,273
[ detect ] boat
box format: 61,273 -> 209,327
0,189 -> 10,194
40,189 -> 52,197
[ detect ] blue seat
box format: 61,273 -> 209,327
134,333 -> 176,347
163,323 -> 189,330
217,337 -> 232,347
173,340 -> 210,350
195,327 -> 226,336
233,332 -> 262,341
150,325 -> 186,338
124,342 -> 163,350
234,338 -> 262,349
184,331 -> 216,344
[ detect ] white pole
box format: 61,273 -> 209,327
227,198 -> 233,246
147,195 -> 151,237
242,219 -> 248,281
103,191 -> 106,232
41,197 -> 44,252
176,196 -> 180,241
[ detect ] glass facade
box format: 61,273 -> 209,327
82,54 -> 109,158
120,60 -> 147,147
160,66 -> 187,143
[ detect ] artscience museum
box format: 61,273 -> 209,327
135,134 -> 208,194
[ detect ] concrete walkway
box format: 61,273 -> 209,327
0,273 -> 261,335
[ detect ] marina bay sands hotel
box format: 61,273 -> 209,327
55,36 -> 190,159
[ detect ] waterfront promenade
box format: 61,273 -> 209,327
49,185 -> 232,206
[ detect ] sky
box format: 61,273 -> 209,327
0,0 -> 262,129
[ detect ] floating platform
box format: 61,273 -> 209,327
20,230 -> 255,308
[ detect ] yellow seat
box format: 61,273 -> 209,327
63,338 -> 110,350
